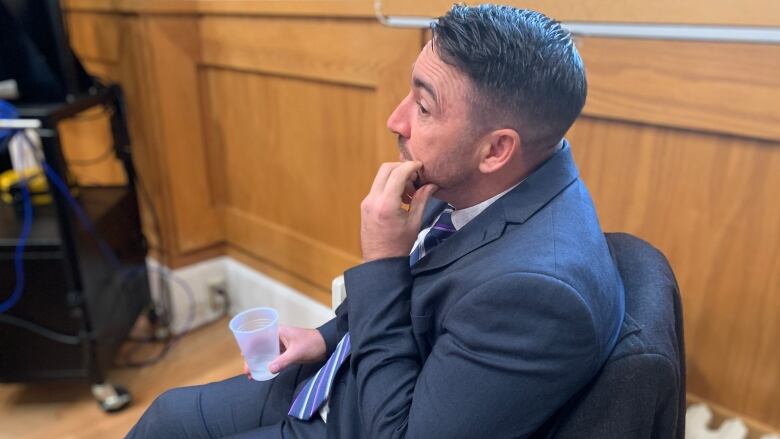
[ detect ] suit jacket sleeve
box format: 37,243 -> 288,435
345,257 -> 603,439
317,299 -> 349,356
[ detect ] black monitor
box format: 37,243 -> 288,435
0,0 -> 95,103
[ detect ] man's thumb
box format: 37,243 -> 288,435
268,350 -> 293,374
410,183 -> 438,223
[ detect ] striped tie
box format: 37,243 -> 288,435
288,207 -> 456,420
288,333 -> 351,420
409,206 -> 455,265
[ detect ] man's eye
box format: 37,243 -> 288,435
416,101 -> 429,115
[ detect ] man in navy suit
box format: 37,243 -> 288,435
128,5 -> 624,438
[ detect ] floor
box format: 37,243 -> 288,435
2,316 -> 777,439
0,317 -> 239,439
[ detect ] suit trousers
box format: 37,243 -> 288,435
126,363 -> 327,439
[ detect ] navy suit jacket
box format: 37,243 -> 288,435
317,143 -> 625,438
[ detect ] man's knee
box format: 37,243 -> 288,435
128,386 -> 206,438
150,387 -> 195,417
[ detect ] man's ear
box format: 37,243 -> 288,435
478,129 -> 520,174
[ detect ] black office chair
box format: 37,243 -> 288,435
533,233 -> 686,439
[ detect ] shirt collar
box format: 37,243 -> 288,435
450,181 -> 521,230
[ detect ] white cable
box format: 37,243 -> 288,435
9,129 -> 44,176
0,119 -> 42,129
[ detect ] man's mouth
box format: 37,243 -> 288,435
397,136 -> 413,162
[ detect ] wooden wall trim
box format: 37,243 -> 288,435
579,37 -> 780,142
62,0 -> 376,17
63,0 -> 780,26
226,246 -> 332,306
224,208 -> 361,292
200,17 -> 414,88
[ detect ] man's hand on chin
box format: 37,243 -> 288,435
359,161 -> 438,262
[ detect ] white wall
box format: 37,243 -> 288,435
146,257 -> 334,335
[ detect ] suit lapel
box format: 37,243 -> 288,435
411,143 -> 580,276
420,198 -> 448,230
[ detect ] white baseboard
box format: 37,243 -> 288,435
146,257 -> 334,335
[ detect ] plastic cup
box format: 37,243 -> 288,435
229,307 -> 280,381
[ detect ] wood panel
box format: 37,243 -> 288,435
568,116 -> 780,428
200,19 -> 420,291
65,12 -> 120,63
114,16 -> 177,255
204,70 -> 376,257
578,37 -> 780,142
382,0 -> 780,27
61,0 -> 780,26
139,17 -> 224,253
200,16 -> 416,87
62,0 -> 376,17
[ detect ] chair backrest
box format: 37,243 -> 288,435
533,232 -> 686,439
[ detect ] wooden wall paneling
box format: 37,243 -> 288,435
194,0 -> 374,17
381,0 -> 780,27
207,70 -> 370,291
201,17 -> 410,88
79,60 -> 120,83
141,17 -> 224,253
568,116 -> 780,428
64,11 -> 119,63
199,18 -> 421,291
577,37 -> 780,142
62,0 -> 377,17
196,70 -> 228,212
115,16 -> 181,256
203,69 -> 377,292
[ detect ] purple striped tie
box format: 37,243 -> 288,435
288,207 -> 456,420
288,333 -> 351,420
409,207 -> 455,265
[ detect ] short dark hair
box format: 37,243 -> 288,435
431,4 -> 587,148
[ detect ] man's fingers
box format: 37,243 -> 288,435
383,161 -> 423,201
409,184 -> 438,226
368,162 -> 402,197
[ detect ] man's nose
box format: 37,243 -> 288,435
387,94 -> 411,137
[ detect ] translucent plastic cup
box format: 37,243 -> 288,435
229,307 -> 280,381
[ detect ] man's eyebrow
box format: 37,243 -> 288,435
412,76 -> 438,104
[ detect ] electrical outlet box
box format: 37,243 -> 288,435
207,277 -> 228,312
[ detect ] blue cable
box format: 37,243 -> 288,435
41,161 -> 122,270
41,160 -> 196,333
0,100 -> 18,143
2,129 -> 197,337
0,181 -> 32,313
